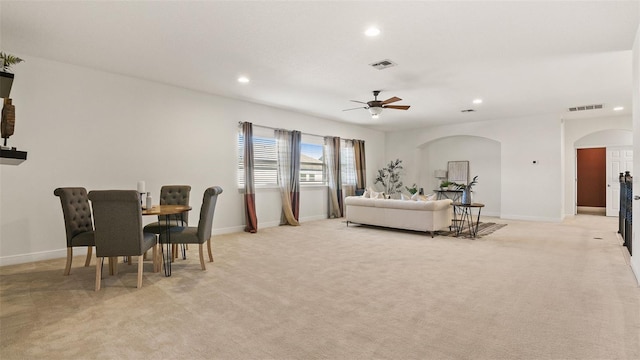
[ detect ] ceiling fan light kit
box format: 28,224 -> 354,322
343,90 -> 411,119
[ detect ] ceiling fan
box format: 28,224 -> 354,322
343,90 -> 411,118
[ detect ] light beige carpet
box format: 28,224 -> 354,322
1,215 -> 638,359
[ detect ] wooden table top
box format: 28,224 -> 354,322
142,204 -> 192,216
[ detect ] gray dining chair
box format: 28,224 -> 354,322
143,185 -> 191,232
88,190 -> 158,291
143,185 -> 191,260
54,187 -> 95,276
159,186 -> 223,270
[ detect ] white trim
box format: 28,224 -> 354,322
631,258 -> 640,286
500,214 -> 563,223
0,247 -> 88,267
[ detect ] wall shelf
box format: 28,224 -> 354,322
0,148 -> 27,165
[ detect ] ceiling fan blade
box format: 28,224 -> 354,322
383,105 -> 411,110
381,96 -> 402,105
350,100 -> 369,105
342,106 -> 368,111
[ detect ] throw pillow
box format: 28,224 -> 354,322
426,193 -> 437,201
400,193 -> 411,200
411,192 -> 420,201
362,189 -> 370,198
370,190 -> 385,199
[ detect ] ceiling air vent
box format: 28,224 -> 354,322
461,109 -> 476,113
568,104 -> 604,112
369,59 -> 397,70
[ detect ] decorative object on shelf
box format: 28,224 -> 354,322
1,98 -> 15,146
0,52 -> 24,98
374,158 -> 403,196
405,183 -> 418,195
439,180 -> 452,190
434,169 -> 447,180
456,175 -> 478,205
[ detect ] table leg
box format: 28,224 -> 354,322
470,207 -> 483,238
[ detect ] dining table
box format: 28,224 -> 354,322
142,204 -> 192,276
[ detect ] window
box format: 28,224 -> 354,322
238,130 -> 326,187
300,141 -> 324,185
341,140 -> 356,187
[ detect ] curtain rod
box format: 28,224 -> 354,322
237,121 -> 326,139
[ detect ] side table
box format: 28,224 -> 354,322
451,202 -> 485,238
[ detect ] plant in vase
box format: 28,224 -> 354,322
439,180 -> 453,190
374,159 -> 403,197
0,52 -> 24,98
455,176 -> 478,204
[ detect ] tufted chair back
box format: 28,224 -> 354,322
159,185 -> 191,224
54,187 -> 94,247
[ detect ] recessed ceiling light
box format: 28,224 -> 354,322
365,27 -> 381,37
472,99 -> 483,104
613,106 -> 624,111
237,76 -> 250,83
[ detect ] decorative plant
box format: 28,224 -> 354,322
0,52 -> 24,73
405,183 -> 418,195
439,180 -> 453,189
455,175 -> 478,191
375,159 -> 404,195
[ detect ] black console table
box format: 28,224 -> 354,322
434,189 -> 462,202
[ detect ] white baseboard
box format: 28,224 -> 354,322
631,257 -> 640,287
500,214 -> 563,222
0,247 -> 85,267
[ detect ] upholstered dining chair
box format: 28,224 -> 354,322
159,186 -> 223,271
54,187 -> 95,276
88,190 -> 158,291
143,185 -> 191,233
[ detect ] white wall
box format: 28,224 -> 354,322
387,114 -> 563,221
631,24 -> 640,285
563,116 -> 632,216
0,56 -> 385,265
418,136 -> 501,216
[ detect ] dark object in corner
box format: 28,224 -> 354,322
2,98 -> 16,145
0,72 -> 14,98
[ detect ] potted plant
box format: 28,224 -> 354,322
455,175 -> 478,204
1,52 -> 24,98
405,183 -> 418,195
439,180 -> 455,190
374,159 -> 403,197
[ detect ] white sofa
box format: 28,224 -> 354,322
344,196 -> 453,237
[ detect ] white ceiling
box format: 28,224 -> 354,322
1,1 -> 639,131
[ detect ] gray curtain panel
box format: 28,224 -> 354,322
275,129 -> 301,225
324,136 -> 343,218
242,122 -> 258,233
353,139 -> 366,191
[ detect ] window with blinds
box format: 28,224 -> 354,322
238,133 -> 327,187
341,142 -> 356,186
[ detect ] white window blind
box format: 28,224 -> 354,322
238,131 -> 326,187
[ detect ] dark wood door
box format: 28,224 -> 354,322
577,148 -> 606,207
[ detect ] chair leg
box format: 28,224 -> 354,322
198,244 -> 206,270
84,247 -> 92,267
207,239 -> 214,262
109,257 -> 118,275
64,248 -> 73,276
95,257 -> 103,291
137,255 -> 144,289
152,244 -> 159,273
